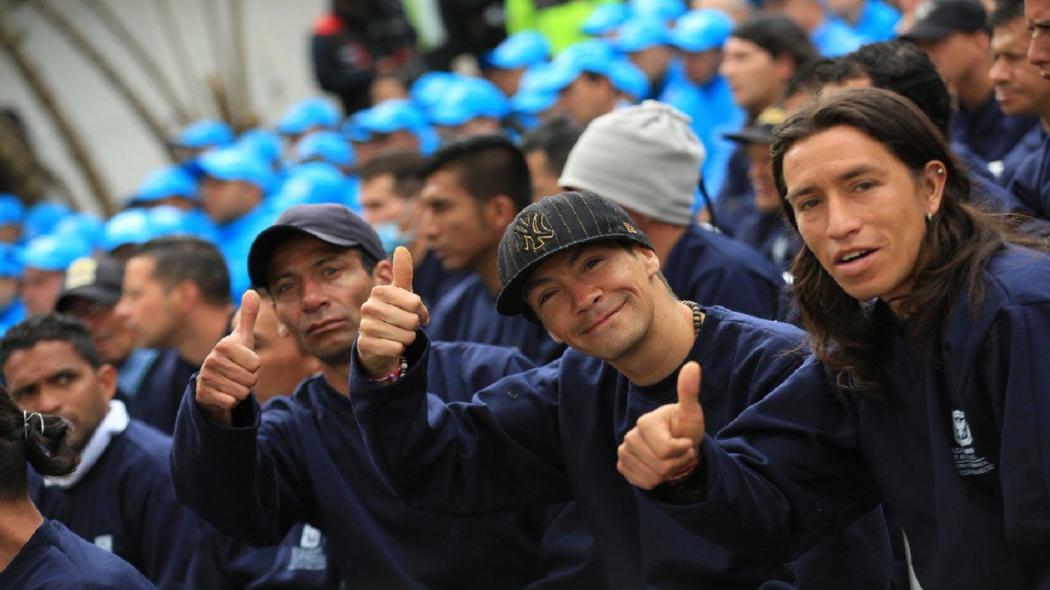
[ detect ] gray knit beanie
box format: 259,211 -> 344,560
558,100 -> 704,226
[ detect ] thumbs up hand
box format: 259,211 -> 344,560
195,289 -> 262,426
357,246 -> 430,379
617,362 -> 707,489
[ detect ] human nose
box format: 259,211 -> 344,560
825,193 -> 861,241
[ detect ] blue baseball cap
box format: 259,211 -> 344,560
23,202 -> 72,241
53,213 -> 105,249
295,131 -> 356,167
489,31 -> 551,69
269,163 -> 351,211
355,99 -> 430,136
512,63 -> 563,114
410,72 -> 462,113
0,243 -> 23,278
0,194 -> 25,226
277,98 -> 340,135
198,147 -> 276,194
134,166 -> 199,204
22,234 -> 92,272
102,209 -> 153,252
542,40 -> 620,93
582,3 -> 633,36
630,0 -> 686,21
670,9 -> 734,52
428,78 -> 510,127
176,120 -> 235,149
609,59 -> 650,99
614,18 -> 671,53
237,128 -> 283,164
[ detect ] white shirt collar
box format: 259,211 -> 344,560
43,400 -> 130,489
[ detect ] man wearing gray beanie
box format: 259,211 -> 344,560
559,100 -> 785,320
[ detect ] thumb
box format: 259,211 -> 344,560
233,289 -> 260,349
672,361 -> 705,442
392,245 -> 414,293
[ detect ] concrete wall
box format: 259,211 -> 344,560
0,0 -> 329,213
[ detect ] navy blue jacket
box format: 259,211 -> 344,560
30,421 -> 214,589
170,341 -> 548,589
0,519 -> 156,589
951,95 -> 1039,164
414,248 -> 467,310
123,349 -> 198,435
665,224 -> 785,319
427,274 -> 565,364
1009,136 -> 1050,219
996,124 -> 1045,187
734,210 -> 801,273
350,307 -> 892,589
652,246 -> 1050,588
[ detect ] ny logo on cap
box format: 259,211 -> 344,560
514,212 -> 555,252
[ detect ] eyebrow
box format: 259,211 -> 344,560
785,164 -> 879,203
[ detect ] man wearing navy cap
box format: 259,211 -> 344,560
904,0 -> 1039,164
350,190 -> 892,588
171,203 -> 556,588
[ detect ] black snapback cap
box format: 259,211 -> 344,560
247,204 -> 386,288
54,254 -> 124,312
495,190 -> 654,318
901,0 -> 988,41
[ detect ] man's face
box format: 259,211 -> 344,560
267,236 -> 378,365
115,256 -> 179,348
0,276 -> 18,309
420,169 -> 500,272
746,141 -> 780,213
524,242 -> 660,361
200,177 -> 260,224
231,299 -> 318,404
1026,0 -> 1050,78
488,67 -> 525,97
21,268 -> 65,316
559,75 -> 618,126
360,173 -> 407,226
915,32 -> 983,94
782,125 -> 945,304
525,150 -> 561,203
992,17 -> 1050,116
5,340 -> 116,451
629,45 -> 673,83
721,38 -> 788,114
682,49 -> 723,86
64,298 -> 137,365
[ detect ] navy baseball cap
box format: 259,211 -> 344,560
247,204 -> 386,288
55,254 -> 124,312
900,0 -> 988,41
496,191 -> 653,318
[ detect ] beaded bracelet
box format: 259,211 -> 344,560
366,356 -> 408,385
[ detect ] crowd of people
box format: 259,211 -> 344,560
1,0 -> 1049,587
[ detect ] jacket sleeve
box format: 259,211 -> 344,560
169,378 -> 309,545
349,331 -> 572,514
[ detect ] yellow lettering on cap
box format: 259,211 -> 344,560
514,213 -> 555,252
623,222 -> 637,234
64,257 -> 97,290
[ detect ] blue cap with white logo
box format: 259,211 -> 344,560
198,147 -> 276,194
582,3 -> 633,36
176,120 -> 235,149
295,131 -> 355,167
489,31 -> 551,69
670,9 -> 734,52
614,18 -> 671,53
22,234 -> 92,272
278,98 -> 340,135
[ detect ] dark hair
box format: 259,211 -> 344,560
356,150 -> 424,199
770,88 -> 1045,396
521,117 -> 582,179
0,314 -> 101,373
132,237 -> 231,306
0,385 -> 78,500
840,41 -> 952,137
989,0 -> 1024,29
730,15 -> 819,70
420,134 -> 533,213
786,58 -> 849,100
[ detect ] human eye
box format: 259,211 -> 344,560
852,180 -> 876,192
537,289 -> 558,307
794,196 -> 821,212
582,256 -> 603,271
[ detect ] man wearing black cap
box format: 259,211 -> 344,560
170,203 -> 557,588
903,0 -> 1039,164
350,191 -> 892,588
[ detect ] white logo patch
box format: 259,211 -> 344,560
950,409 -> 995,476
94,534 -> 113,552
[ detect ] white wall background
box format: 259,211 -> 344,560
0,0 -> 329,213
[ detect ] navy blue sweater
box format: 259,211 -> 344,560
652,246 -> 1050,588
0,519 -> 156,589
350,307 -> 892,588
170,341 -> 548,589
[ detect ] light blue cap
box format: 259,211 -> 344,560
670,9 -> 734,52
22,234 -> 92,272
582,3 -> 633,36
176,120 -> 235,149
0,194 -> 25,225
237,128 -> 283,163
277,98 -> 340,135
512,64 -> 562,114
0,243 -> 22,278
429,78 -> 510,126
489,31 -> 551,69
53,212 -> 105,249
269,162 -> 352,211
609,59 -> 650,99
614,18 -> 671,52
198,147 -> 276,193
103,209 -> 152,252
134,166 -> 198,203
410,72 -> 462,113
24,202 -> 72,241
542,40 -> 620,93
630,0 -> 686,21
295,131 -> 356,167
356,99 -> 430,136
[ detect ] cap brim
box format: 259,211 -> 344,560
54,286 -> 120,313
899,22 -> 952,41
247,223 -> 376,288
723,128 -> 773,144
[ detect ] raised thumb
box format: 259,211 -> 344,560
392,246 -> 414,293
234,289 -> 260,349
672,361 -> 705,442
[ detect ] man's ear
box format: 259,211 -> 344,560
171,279 -> 198,312
372,259 -> 394,286
486,195 -> 518,230
638,246 -> 662,277
97,363 -> 118,403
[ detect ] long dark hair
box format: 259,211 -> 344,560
771,88 -> 1046,396
0,385 -> 78,501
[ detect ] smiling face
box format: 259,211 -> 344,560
991,17 -> 1050,116
523,242 -> 660,361
782,126 -> 945,305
